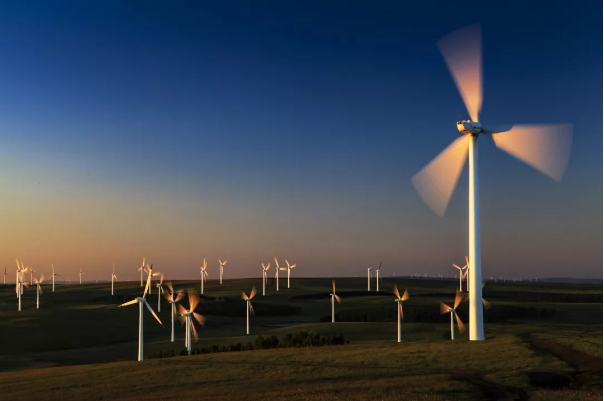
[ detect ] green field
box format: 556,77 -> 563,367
0,277 -> 601,400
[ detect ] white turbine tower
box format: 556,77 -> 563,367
375,262 -> 383,292
440,290 -> 467,340
137,257 -> 146,287
367,267 -> 372,291
452,259 -> 468,292
200,258 -> 208,294
261,262 -> 270,296
34,274 -> 45,309
79,268 -> 84,284
218,259 -> 227,285
330,280 -> 341,323
274,258 -> 282,291
3,267 -> 7,285
15,260 -> 29,311
156,273 -> 165,312
393,285 -> 410,343
29,268 -> 35,285
49,264 -> 60,292
118,265 -> 163,361
411,24 -> 573,341
111,264 -> 118,296
163,282 -> 184,343
283,260 -> 296,289
178,290 -> 206,355
241,287 -> 256,335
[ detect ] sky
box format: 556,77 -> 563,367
0,1 -> 601,281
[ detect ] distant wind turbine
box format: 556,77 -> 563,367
3,267 -> 7,284
393,285 -> 410,343
284,260 -> 296,289
164,282 -> 184,342
156,273 -> 165,312
111,264 -> 118,296
274,258 -> 282,291
441,290 -> 466,340
178,290 -> 206,355
79,268 -> 84,284
330,280 -> 341,323
367,267 -> 372,291
200,258 -> 208,294
118,265 -> 163,361
218,259 -> 227,285
452,260 -> 468,292
261,262 -> 270,296
241,287 -> 256,335
137,257 -> 146,287
375,262 -> 383,292
29,268 -> 36,285
49,264 -> 60,292
34,274 -> 45,309
15,261 -> 29,311
411,24 -> 573,341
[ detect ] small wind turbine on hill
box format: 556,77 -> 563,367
241,287 -> 256,335
50,264 -> 59,292
178,290 -> 206,355
330,280 -> 341,323
34,274 -> 45,309
200,258 -> 208,294
393,285 -> 410,343
284,260 -> 296,289
441,290 -> 466,340
137,257 -> 146,287
218,259 -> 227,284
452,259 -> 468,292
261,262 -> 270,296
274,258 -> 282,291
3,267 -> 7,284
375,262 -> 383,292
111,264 -> 118,296
367,267 -> 372,291
118,265 -> 163,361
79,268 -> 84,284
29,268 -> 35,285
411,23 -> 573,341
163,282 -> 184,342
156,273 -> 165,312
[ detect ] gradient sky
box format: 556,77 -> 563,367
0,1 -> 601,281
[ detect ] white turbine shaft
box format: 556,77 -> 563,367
18,281 -> 22,311
276,268 -> 279,291
287,267 -> 290,289
220,266 -> 223,285
376,270 -> 380,292
138,301 -> 144,361
397,302 -> 401,343
170,302 -> 175,342
262,270 -> 266,296
246,301 -> 250,335
367,269 -> 371,291
37,284 -> 40,309
451,311 -> 455,340
331,295 -> 335,323
111,274 -> 114,296
468,136 -> 484,341
158,287 -> 161,312
459,270 -> 462,291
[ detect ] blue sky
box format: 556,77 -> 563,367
0,1 -> 600,280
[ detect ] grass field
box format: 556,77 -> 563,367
0,276 -> 601,400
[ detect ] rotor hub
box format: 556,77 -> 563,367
457,120 -> 482,136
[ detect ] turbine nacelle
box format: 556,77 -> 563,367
457,120 -> 482,136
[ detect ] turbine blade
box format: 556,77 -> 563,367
332,280 -> 336,293
393,285 -> 400,299
241,292 -> 248,300
249,302 -> 254,316
334,294 -> 341,304
452,264 -> 462,270
166,281 -> 173,294
411,135 -> 469,217
249,286 -> 257,299
490,124 -> 573,182
175,289 -> 185,303
177,304 -> 187,325
398,302 -> 403,319
455,312 -> 466,333
145,300 -> 163,326
436,23 -> 482,122
119,299 -> 139,308
440,303 -> 452,314
482,298 -> 492,310
189,292 -> 199,312
401,289 -> 409,301
190,320 -> 199,343
193,312 -> 206,327
454,290 -> 464,309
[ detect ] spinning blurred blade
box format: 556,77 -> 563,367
144,301 -> 163,326
491,124 -> 573,182
401,289 -> 410,301
398,302 -> 403,318
412,135 -> 469,217
437,23 -> 482,122
175,289 -> 185,303
454,290 -> 464,309
393,285 -> 400,299
177,304 -> 187,325
482,299 -> 492,310
190,321 -> 199,342
332,280 -> 336,294
119,299 -> 138,307
334,294 -> 341,304
250,287 -> 257,299
440,302 -> 452,315
249,302 -> 255,316
193,312 -> 205,327
189,292 -> 199,312
455,313 -> 466,333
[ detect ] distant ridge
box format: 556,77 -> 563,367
537,278 -> 602,285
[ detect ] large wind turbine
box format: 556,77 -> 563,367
34,274 -> 45,309
284,260 -> 296,289
118,265 -> 163,361
411,24 -> 573,341
200,259 -> 208,294
79,268 -> 84,285
452,259 -> 468,292
261,262 -> 270,296
111,264 -> 118,296
164,282 -> 184,342
441,290 -> 466,340
156,273 -> 165,312
178,290 -> 206,355
367,267 -> 372,291
137,257 -> 146,287
241,287 -> 256,335
49,264 -> 59,292
330,280 -> 341,323
218,259 -> 227,285
393,285 -> 409,343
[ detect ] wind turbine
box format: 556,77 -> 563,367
284,260 -> 296,289
393,285 -> 410,343
163,282 -> 184,342
118,265 -> 163,361
241,287 -> 256,335
111,264 -> 118,295
200,258 -> 208,294
261,262 -> 270,296
411,24 -> 572,341
330,280 -> 341,323
367,267 -> 372,291
3,267 -> 7,285
29,268 -> 35,285
452,259 -> 468,292
49,264 -> 60,292
16,262 -> 29,311
178,290 -> 206,355
441,290 -> 466,340
375,262 -> 383,292
79,268 -> 84,284
34,274 -> 45,309
137,257 -> 146,287
218,259 -> 227,285
274,258 -> 282,291
156,273 -> 165,312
